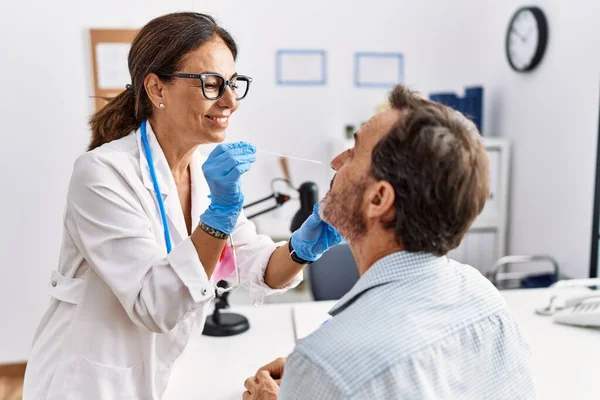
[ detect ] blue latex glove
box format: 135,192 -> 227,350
200,142 -> 256,234
290,204 -> 344,261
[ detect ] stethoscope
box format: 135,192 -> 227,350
141,120 -> 172,253
140,120 -> 240,294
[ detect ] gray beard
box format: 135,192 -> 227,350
319,179 -> 368,243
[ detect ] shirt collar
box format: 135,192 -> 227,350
329,251 -> 449,316
136,121 -> 176,196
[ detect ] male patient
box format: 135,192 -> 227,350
244,84 -> 535,399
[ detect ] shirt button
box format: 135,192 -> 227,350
51,280 -> 57,287
201,287 -> 207,296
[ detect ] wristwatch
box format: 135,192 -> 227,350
288,240 -> 313,265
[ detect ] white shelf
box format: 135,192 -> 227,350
448,137 -> 510,276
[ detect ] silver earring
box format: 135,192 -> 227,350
159,103 -> 165,109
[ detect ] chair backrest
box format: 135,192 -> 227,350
308,244 -> 359,301
488,254 -> 560,289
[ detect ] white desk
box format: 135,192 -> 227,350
501,289 -> 600,400
164,289 -> 600,400
163,303 -> 297,400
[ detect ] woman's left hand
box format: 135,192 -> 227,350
290,204 -> 344,262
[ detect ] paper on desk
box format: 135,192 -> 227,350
291,303 -> 332,341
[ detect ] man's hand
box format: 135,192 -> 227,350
243,371 -> 280,400
257,357 -> 286,383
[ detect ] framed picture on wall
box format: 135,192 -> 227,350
89,29 -> 139,112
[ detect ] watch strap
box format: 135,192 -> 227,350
288,240 -> 313,265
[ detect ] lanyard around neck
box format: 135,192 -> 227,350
141,120 -> 172,253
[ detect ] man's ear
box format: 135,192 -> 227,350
144,73 -> 168,109
365,181 -> 395,220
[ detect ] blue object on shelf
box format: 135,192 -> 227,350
520,273 -> 558,288
430,86 -> 484,133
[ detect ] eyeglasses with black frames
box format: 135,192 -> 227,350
162,72 -> 252,100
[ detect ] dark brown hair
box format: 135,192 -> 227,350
88,12 -> 237,151
370,85 -> 490,256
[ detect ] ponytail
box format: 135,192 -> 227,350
88,88 -> 141,151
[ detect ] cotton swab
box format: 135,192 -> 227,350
257,149 -> 322,164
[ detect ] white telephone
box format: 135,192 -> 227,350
535,278 -> 600,328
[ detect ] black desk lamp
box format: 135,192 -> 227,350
290,182 -> 319,232
202,181 -> 318,337
202,281 -> 249,336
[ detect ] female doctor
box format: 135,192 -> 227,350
23,12 -> 342,400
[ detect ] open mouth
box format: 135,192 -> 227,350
205,115 -> 230,127
206,116 -> 229,123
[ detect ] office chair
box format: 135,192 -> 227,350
488,254 -> 561,289
308,244 -> 359,301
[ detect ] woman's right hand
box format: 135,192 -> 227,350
200,142 -> 256,234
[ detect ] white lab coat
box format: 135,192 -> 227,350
22,124 -> 302,400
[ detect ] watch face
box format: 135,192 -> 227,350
506,7 -> 547,72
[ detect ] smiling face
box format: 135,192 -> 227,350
146,36 -> 241,146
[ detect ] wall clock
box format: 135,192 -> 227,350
506,6 -> 549,72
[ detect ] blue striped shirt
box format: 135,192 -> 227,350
280,251 -> 535,399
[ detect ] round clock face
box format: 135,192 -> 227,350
506,7 -> 548,72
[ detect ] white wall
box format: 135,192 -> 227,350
400,0 -> 600,279
483,0 -> 600,280
0,0 -> 599,362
